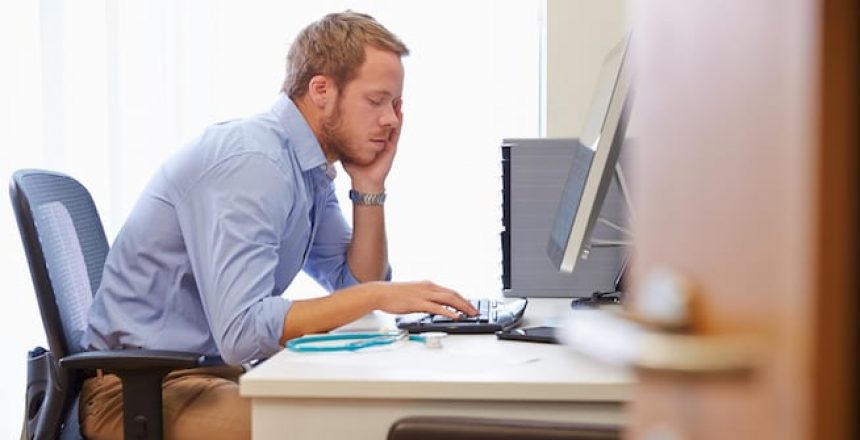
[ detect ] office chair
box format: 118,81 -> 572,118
11,169 -> 207,440
387,416 -> 621,440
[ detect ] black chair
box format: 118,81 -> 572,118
11,169 -> 207,440
387,416 -> 621,440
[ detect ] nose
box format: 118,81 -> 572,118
380,103 -> 399,128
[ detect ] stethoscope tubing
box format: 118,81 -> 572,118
286,331 -> 427,352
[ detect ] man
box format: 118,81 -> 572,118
80,11 -> 476,439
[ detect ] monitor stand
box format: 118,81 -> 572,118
570,290 -> 623,309
571,162 -> 632,310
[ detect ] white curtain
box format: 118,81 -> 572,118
0,0 -> 541,435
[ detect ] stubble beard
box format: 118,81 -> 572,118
321,100 -> 374,166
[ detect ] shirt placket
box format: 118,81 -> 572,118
302,165 -> 333,262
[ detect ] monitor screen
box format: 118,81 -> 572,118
547,37 -> 633,275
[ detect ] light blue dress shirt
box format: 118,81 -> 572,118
82,95 -> 388,365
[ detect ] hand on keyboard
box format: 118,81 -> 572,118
430,299 -> 492,323
371,281 -> 478,319
396,298 -> 528,334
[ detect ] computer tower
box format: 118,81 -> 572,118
501,138 -> 627,298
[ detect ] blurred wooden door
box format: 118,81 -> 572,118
627,0 -> 857,439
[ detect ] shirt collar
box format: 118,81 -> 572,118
271,93 -> 335,181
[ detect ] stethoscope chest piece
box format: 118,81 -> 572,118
418,332 -> 447,349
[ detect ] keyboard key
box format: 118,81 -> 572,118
431,314 -> 455,323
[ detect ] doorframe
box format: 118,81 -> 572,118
815,0 -> 858,438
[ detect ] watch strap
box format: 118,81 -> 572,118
349,189 -> 386,206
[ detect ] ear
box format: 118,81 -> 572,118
307,75 -> 333,109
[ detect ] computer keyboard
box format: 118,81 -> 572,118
396,298 -> 528,334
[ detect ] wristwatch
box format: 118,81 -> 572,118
349,189 -> 386,206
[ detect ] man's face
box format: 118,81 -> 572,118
321,46 -> 404,165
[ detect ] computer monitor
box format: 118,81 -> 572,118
547,37 -> 633,279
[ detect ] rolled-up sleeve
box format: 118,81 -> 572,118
175,153 -> 292,365
303,185 -> 391,291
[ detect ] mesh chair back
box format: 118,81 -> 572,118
11,169 -> 109,440
11,169 -> 107,357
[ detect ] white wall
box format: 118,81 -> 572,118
545,0 -> 628,137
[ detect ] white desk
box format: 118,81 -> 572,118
239,299 -> 633,439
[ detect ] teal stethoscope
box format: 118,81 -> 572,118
286,330 -> 446,352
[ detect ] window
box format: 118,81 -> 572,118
0,1 -> 541,435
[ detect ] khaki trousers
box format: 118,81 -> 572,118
80,365 -> 250,440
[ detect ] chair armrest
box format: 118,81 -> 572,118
59,349 -> 202,371
387,416 -> 621,440
59,349 -> 208,440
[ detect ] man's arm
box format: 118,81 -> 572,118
342,99 -> 401,281
346,189 -> 388,281
280,281 -> 476,344
176,154 -> 295,365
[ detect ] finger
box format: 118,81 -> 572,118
423,301 -> 460,320
425,288 -> 477,316
394,105 -> 403,129
430,286 -> 475,314
388,125 -> 400,143
451,296 -> 478,316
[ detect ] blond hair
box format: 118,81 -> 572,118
283,11 -> 409,99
